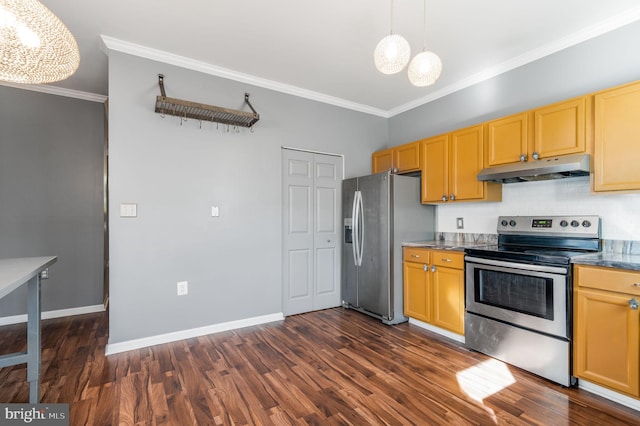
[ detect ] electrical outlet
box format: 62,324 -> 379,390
177,281 -> 188,296
456,217 -> 464,229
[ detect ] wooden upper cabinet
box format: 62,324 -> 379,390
593,81 -> 640,192
485,112 -> 530,166
450,124 -> 486,201
372,141 -> 421,174
533,96 -> 587,158
421,134 -> 449,203
371,148 -> 394,174
421,127 -> 501,204
394,141 -> 421,173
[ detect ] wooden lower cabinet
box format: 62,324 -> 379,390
573,265 -> 640,398
403,248 -> 464,335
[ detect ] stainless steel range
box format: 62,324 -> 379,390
464,215 -> 601,387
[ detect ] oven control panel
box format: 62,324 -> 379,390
497,215 -> 601,237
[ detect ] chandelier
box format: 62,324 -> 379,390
373,0 -> 410,75
0,0 -> 80,84
374,0 -> 442,87
408,0 -> 441,86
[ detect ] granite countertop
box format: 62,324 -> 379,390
571,252 -> 640,272
402,240 -> 495,251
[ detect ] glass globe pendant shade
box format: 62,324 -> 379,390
374,34 -> 411,75
408,51 -> 442,87
0,0 -> 80,84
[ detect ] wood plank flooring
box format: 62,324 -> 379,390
0,308 -> 638,425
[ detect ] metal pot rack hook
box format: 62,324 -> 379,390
154,75 -> 260,130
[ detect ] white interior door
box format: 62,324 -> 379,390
282,148 -> 343,316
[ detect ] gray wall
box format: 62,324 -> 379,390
390,21 -> 640,144
0,86 -> 105,316
388,21 -> 640,239
107,51 -> 387,344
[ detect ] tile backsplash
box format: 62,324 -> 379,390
436,176 -> 640,241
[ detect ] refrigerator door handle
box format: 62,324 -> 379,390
356,190 -> 364,266
351,190 -> 360,266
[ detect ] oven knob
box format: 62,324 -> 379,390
582,220 -> 591,228
560,220 -> 568,227
509,220 -> 516,227
501,219 -> 508,227
571,220 -> 580,227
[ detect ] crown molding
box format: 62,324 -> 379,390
100,35 -> 389,118
389,6 -> 640,117
0,81 -> 107,103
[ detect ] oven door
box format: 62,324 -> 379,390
465,256 -> 569,338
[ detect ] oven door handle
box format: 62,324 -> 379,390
464,256 -> 568,275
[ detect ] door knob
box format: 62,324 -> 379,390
430,265 -> 436,272
629,298 -> 639,310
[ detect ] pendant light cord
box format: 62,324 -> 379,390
389,0 -> 394,36
422,0 -> 427,51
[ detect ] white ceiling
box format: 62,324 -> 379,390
35,0 -> 640,115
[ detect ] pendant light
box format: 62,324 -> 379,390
374,0 -> 410,75
0,0 -> 80,84
408,0 -> 442,87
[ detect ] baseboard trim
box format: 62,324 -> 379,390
408,318 -> 466,344
578,379 -> 640,412
0,304 -> 106,326
105,312 -> 285,356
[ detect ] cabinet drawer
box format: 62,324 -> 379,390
431,250 -> 464,269
404,247 -> 430,263
575,265 -> 640,296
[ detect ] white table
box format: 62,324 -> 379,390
0,256 -> 57,403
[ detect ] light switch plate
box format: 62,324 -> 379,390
456,217 -> 464,229
211,206 -> 219,217
120,203 -> 137,218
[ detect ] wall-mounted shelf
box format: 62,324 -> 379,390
154,74 -> 259,128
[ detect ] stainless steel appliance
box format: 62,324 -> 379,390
342,172 -> 435,325
477,153 -> 590,183
464,215 -> 601,386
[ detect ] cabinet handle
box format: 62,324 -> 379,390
629,298 -> 639,310
441,195 -> 447,202
393,167 -> 398,173
449,194 -> 455,201
411,254 -> 421,258
441,258 -> 453,262
633,283 -> 640,287
532,151 -> 540,160
519,154 -> 527,162
423,264 -> 428,272
430,265 -> 436,272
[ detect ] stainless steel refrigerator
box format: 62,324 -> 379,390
342,172 -> 435,325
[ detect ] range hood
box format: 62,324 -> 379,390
477,153 -> 591,184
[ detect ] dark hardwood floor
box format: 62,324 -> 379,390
0,308 -> 638,425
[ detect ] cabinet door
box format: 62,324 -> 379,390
395,141 -> 421,173
403,261 -> 430,323
450,124 -> 484,201
594,82 -> 640,192
574,289 -> 640,397
432,265 -> 464,335
534,96 -> 586,158
372,148 -> 394,174
485,112 -> 530,166
421,134 -> 449,203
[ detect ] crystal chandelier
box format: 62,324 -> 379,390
407,0 -> 442,87
374,0 -> 410,75
0,0 -> 80,84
